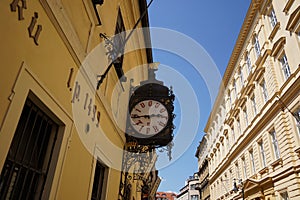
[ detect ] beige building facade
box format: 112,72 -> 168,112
195,136 -> 210,200
203,0 -> 300,199
0,0 -> 160,199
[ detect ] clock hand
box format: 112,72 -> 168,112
149,114 -> 164,117
131,114 -> 151,119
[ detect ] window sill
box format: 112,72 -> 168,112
295,146 -> 300,158
258,166 -> 269,175
270,158 -> 283,169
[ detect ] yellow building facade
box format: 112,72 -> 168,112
0,0 -> 159,199
203,0 -> 300,199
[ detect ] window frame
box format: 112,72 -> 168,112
235,162 -> 240,179
258,141 -> 267,168
260,79 -> 268,103
294,108 -> 300,135
237,118 -> 241,135
242,157 -> 247,179
269,8 -> 278,29
280,191 -> 289,200
254,34 -> 261,58
270,129 -> 280,160
113,9 -> 126,81
243,107 -> 248,127
249,150 -> 256,174
280,54 -> 291,80
91,160 -> 108,200
0,98 -> 61,199
245,52 -> 252,74
251,95 -> 257,116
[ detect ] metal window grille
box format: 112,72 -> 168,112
0,99 -> 59,200
91,161 -> 106,200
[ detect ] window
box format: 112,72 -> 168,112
246,52 -> 252,74
294,108 -> 300,134
191,195 -> 199,200
249,150 -> 256,173
233,79 -> 237,99
254,34 -> 261,58
260,79 -> 268,103
113,9 -> 126,81
232,126 -> 236,143
228,90 -> 232,105
259,141 -> 267,168
242,157 -> 247,179
235,162 -> 240,179
269,8 -> 278,28
280,54 -> 291,80
270,130 -> 280,159
280,191 -> 289,200
0,98 -> 60,199
226,136 -> 230,151
92,160 -> 107,200
237,118 -> 241,135
243,107 -> 248,127
190,184 -> 197,190
251,95 -> 257,116
240,68 -> 244,86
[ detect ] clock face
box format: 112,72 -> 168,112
130,100 -> 169,136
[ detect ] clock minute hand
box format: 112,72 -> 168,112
149,114 -> 163,118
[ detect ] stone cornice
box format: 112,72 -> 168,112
204,0 -> 263,132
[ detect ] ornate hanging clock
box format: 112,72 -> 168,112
126,77 -> 175,147
130,99 -> 169,136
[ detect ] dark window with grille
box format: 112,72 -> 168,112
113,9 -> 126,81
91,161 -> 106,200
0,98 -> 59,199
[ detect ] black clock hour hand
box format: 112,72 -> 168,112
131,114 -> 150,119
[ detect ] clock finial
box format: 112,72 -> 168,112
148,62 -> 160,81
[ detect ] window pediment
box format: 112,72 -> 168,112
271,37 -> 286,58
286,5 -> 300,32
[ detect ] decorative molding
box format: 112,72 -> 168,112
271,37 -> 286,58
39,0 -> 87,65
286,5 -> 300,32
283,0 -> 296,14
268,22 -> 280,41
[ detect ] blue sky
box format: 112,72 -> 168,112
146,0 -> 251,193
